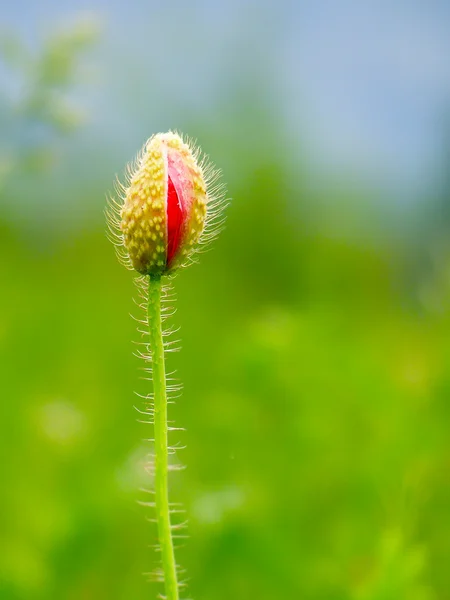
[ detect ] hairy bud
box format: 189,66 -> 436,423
107,131 -> 226,276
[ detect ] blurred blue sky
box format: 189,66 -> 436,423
2,0 -> 450,205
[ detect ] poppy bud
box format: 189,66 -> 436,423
109,131 -> 225,276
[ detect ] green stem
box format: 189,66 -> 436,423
147,274 -> 179,600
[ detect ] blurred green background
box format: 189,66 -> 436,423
1,3 -> 450,600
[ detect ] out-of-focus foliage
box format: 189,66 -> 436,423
0,16 -> 97,201
1,16 -> 450,600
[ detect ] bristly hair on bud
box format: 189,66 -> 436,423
106,131 -> 228,277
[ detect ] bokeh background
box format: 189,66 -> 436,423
1,2 -> 450,599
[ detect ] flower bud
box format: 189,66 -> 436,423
108,131 -> 225,276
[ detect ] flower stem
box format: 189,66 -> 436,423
147,274 -> 179,600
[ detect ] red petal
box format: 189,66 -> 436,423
166,174 -> 184,267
